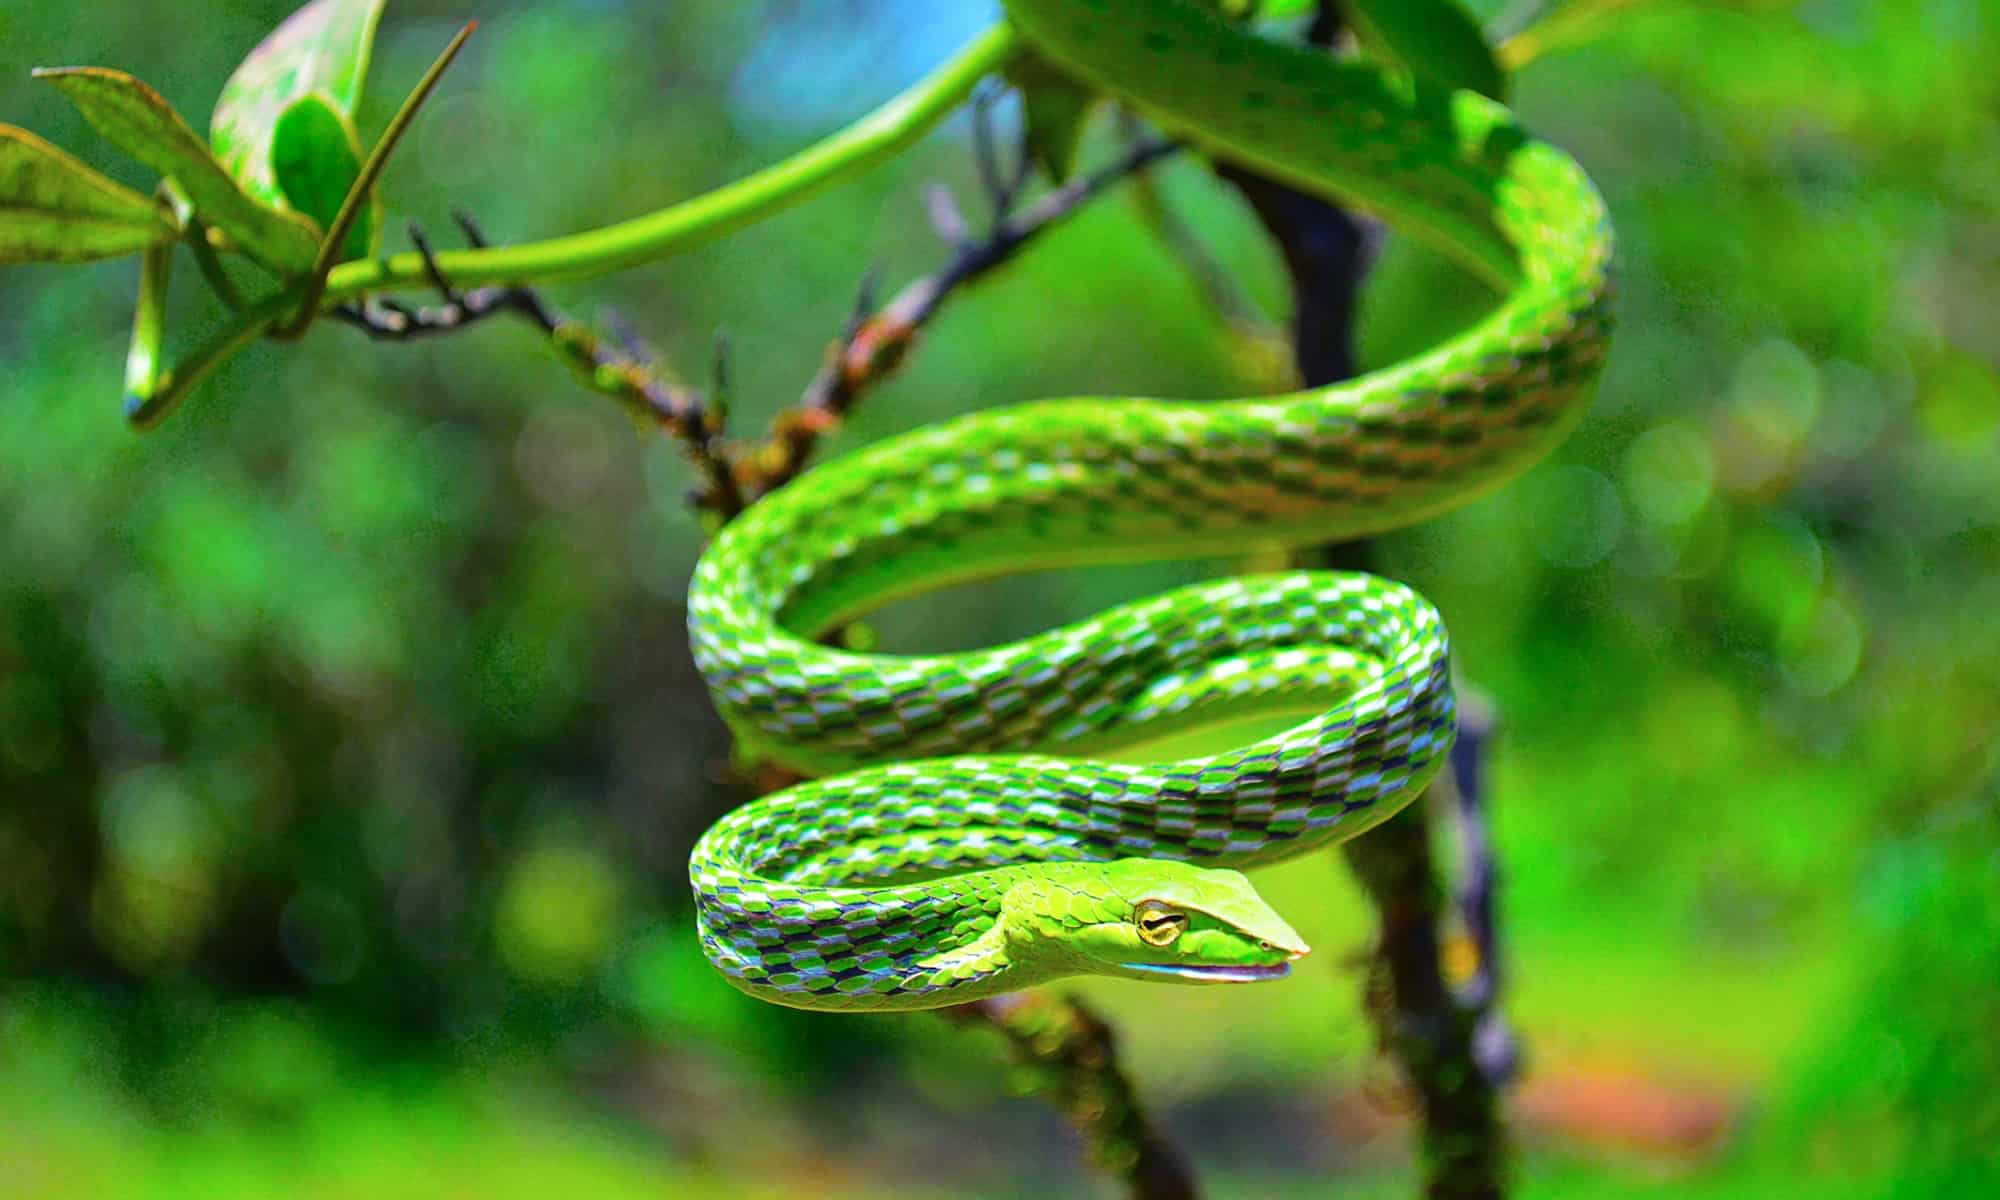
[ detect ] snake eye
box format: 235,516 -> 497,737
1134,900 -> 1189,947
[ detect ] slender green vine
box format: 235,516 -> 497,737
127,23 -> 1020,428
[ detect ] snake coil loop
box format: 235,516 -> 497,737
688,0 -> 1612,1011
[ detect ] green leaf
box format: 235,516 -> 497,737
210,0 -> 387,209
1346,0 -> 1507,100
0,123 -> 176,263
33,67 -> 320,275
1006,54 -> 1099,184
271,95 -> 377,263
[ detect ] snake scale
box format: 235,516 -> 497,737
687,0 -> 1612,1011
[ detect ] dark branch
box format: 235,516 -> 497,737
1445,694 -> 1516,1086
330,132 -> 1171,523
1342,805 -> 1506,1200
328,217 -> 532,341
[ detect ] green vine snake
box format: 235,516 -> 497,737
688,0 -> 1612,1011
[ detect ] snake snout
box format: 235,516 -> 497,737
1256,926 -> 1312,963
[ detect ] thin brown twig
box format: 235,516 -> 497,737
744,135 -> 1177,503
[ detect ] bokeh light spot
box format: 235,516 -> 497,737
1624,420 -> 1717,528
1527,466 -> 1626,568
495,841 -> 624,987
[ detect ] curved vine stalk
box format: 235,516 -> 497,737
127,23 -> 1022,428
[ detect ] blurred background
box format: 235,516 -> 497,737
3,0 -> 1997,1196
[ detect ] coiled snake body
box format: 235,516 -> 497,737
688,0 -> 1612,1011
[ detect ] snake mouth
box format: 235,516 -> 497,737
1119,961 -> 1294,983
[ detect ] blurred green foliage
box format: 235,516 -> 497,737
1,0 -> 1996,1196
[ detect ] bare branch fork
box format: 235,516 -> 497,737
335,108 -> 1175,519
761,118 -> 1177,500
328,214 -> 749,508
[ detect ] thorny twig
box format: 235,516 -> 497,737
332,214 -> 743,515
749,132 -> 1177,503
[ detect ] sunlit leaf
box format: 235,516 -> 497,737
32,67 -> 320,275
1347,0 -> 1507,99
1006,54 -> 1098,184
0,123 -> 175,263
211,0 -> 387,209
271,95 -> 377,262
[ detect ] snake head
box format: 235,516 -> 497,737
1009,859 -> 1310,985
